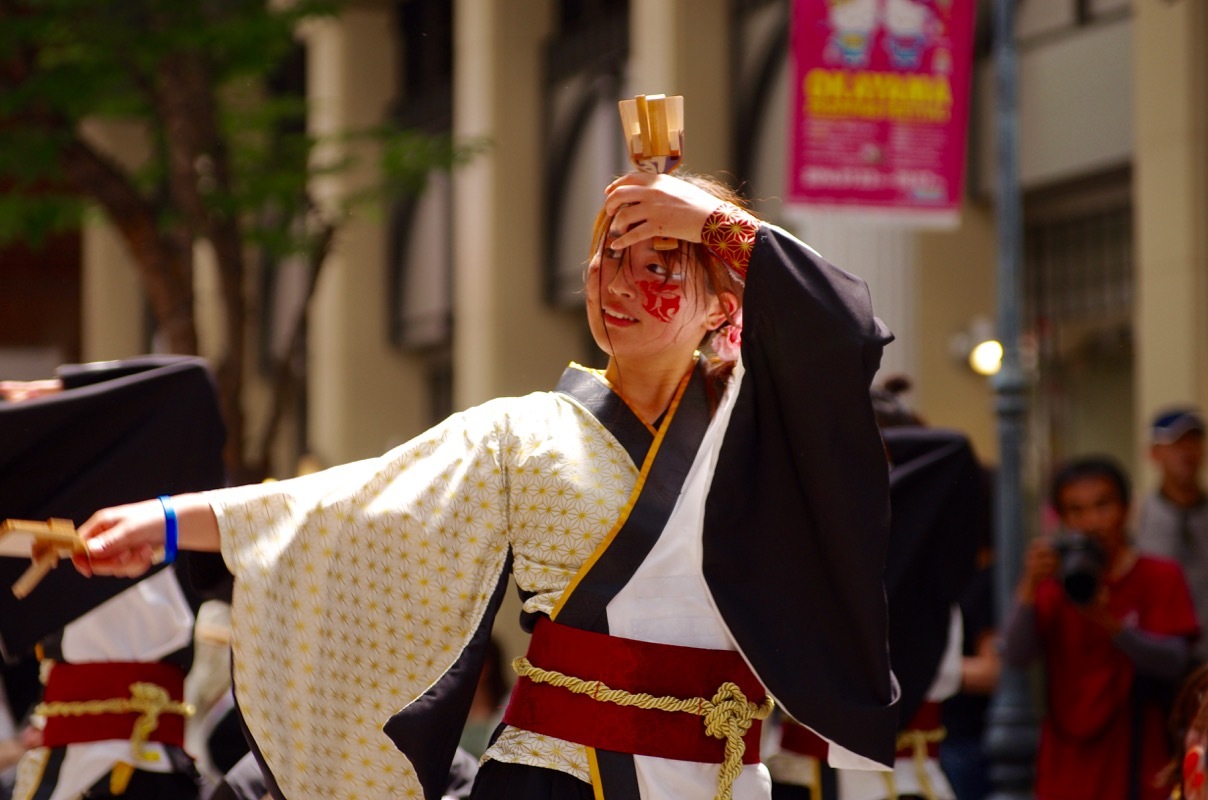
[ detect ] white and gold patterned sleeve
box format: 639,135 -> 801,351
203,399 -> 518,800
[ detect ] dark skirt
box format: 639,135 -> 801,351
81,768 -> 199,800
772,776 -> 927,800
204,752 -> 265,800
469,759 -> 595,800
23,748 -> 198,800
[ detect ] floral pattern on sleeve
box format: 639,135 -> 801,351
701,203 -> 760,279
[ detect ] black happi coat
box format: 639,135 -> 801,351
0,355 -> 226,659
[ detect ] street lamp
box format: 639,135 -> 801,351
970,340 -> 1003,377
949,315 -> 1004,376
983,0 -> 1039,797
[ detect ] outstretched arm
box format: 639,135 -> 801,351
0,379 -> 63,402
73,493 -> 221,578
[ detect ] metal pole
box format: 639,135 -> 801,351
984,0 -> 1038,797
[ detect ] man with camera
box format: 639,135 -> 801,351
1003,456 -> 1199,800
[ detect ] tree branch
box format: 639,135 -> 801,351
0,3 -> 197,356
58,136 -> 198,355
249,212 -> 336,479
151,46 -> 249,474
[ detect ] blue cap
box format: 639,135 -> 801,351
1151,408 -> 1205,445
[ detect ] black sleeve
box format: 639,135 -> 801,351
0,355 -> 227,657
704,224 -> 899,766
57,356 -> 237,603
55,354 -> 208,390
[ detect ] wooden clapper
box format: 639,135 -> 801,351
617,93 -> 684,250
0,518 -> 86,599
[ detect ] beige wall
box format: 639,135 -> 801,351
77,120 -> 151,361
915,201 -> 999,463
303,6 -> 430,466
453,0 -> 584,411
630,0 -> 732,176
71,1 -> 1207,499
451,0 -> 736,414
974,15 -> 1133,197
1132,0 -> 1208,490
77,116 -> 297,473
80,221 -> 146,362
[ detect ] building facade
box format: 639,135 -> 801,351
3,0 -> 1204,520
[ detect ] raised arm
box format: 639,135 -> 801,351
603,172 -> 726,249
1001,538 -> 1058,667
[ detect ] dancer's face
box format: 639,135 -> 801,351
585,228 -> 721,368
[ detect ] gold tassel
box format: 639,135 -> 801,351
109,762 -> 135,795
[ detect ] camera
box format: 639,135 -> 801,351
1052,532 -> 1107,606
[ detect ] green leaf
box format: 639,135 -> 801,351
0,193 -> 84,249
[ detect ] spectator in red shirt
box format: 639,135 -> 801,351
1004,456 -> 1200,800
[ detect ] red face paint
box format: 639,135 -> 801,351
1186,747 -> 1206,791
636,279 -> 682,323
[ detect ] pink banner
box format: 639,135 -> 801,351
787,0 -> 976,224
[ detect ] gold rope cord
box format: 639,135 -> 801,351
513,656 -> 774,800
35,681 -> 195,763
879,726 -> 947,800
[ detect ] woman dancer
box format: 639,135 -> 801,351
72,170 -> 899,800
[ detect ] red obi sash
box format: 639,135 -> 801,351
780,720 -> 830,759
780,702 -> 944,761
40,661 -> 188,748
503,618 -> 768,764
893,702 -> 943,760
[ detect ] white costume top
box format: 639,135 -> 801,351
13,569 -> 195,800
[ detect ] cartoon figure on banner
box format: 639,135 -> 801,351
826,0 -> 879,68
823,0 -> 948,72
883,0 -> 935,69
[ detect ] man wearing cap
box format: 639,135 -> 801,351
1137,408 -> 1208,661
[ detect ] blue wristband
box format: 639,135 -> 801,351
157,495 -> 178,565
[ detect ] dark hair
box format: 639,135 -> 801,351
1162,662 -> 1208,796
870,374 -> 923,428
1049,456 -> 1131,512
